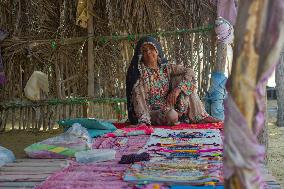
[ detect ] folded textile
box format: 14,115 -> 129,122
58,118 -> 116,130
92,135 -> 150,158
119,152 -> 150,164
58,118 -> 117,138
25,124 -> 91,158
104,124 -> 154,138
112,123 -> 223,130
87,129 -> 113,138
36,135 -> 150,189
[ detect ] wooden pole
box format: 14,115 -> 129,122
226,0 -> 284,188
276,50 -> 284,127
87,0 -> 95,97
85,0 -> 95,117
226,1 -> 265,188
214,42 -> 227,73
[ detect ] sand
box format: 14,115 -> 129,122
267,100 -> 284,187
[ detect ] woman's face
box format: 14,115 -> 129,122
141,44 -> 158,65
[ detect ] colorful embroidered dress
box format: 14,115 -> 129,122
132,63 -> 208,125
126,36 -> 209,125
142,64 -> 192,113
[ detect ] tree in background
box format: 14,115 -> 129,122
276,50 -> 284,127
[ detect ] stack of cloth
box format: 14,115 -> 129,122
36,123 -> 224,189
124,128 -> 224,187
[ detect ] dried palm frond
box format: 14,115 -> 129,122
0,0 -> 216,100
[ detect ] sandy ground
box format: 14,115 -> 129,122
268,122 -> 284,187
267,100 -> 284,187
0,100 -> 283,187
0,129 -> 63,158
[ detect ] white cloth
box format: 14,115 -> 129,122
24,71 -> 49,101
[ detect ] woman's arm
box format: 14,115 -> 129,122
169,64 -> 197,96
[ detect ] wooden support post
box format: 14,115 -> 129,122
276,50 -> 284,127
84,0 -> 95,117
87,0 -> 95,97
226,0 -> 284,188
215,42 -> 227,73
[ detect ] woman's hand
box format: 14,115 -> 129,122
167,88 -> 181,107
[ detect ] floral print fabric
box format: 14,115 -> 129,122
132,63 -> 208,125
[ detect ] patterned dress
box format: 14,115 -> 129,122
132,63 -> 209,125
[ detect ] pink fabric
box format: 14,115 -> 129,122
215,18 -> 234,44
119,125 -> 154,134
104,125 -> 154,137
112,122 -> 223,130
211,0 -> 237,44
93,135 -> 149,158
217,0 -> 237,25
254,1 -> 284,136
36,162 -> 130,189
37,135 -> 149,189
223,95 -> 265,188
168,122 -> 223,130
224,1 -> 284,188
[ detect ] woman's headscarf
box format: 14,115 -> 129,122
126,36 -> 168,124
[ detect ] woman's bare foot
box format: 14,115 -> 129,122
166,109 -> 180,126
199,116 -> 222,123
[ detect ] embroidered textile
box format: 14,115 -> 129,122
124,129 -> 224,185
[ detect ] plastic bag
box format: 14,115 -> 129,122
25,124 -> 92,159
24,71 -> 49,101
58,118 -> 117,138
0,146 -> 15,167
75,149 -> 116,163
58,118 -> 116,130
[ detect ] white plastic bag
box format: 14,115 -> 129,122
25,124 -> 92,159
0,146 -> 15,167
75,149 -> 116,163
24,71 -> 49,101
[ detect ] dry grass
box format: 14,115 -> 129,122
267,100 -> 284,187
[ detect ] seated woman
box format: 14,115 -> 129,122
126,36 -> 220,126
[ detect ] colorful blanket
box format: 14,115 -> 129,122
124,129 -> 224,185
37,123 -> 224,189
113,122 -> 223,130
36,135 -> 149,189
104,124 -> 154,138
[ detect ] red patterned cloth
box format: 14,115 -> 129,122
104,124 -> 154,138
113,122 -> 223,130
